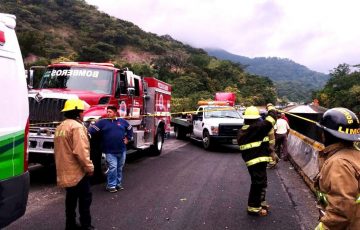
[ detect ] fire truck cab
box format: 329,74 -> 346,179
27,62 -> 171,174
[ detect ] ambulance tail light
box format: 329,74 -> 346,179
0,30 -> 5,46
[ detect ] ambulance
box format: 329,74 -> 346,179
0,13 -> 30,228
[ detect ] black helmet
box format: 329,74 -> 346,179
319,107 -> 360,142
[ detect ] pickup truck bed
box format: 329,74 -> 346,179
171,117 -> 193,139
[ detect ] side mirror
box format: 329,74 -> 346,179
115,81 -> 121,98
127,87 -> 135,96
194,112 -> 203,121
27,66 -> 46,89
26,69 -> 34,88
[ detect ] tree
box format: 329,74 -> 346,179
77,42 -> 115,62
314,63 -> 360,113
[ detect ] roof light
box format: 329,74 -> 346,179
198,101 -> 229,106
57,62 -> 115,67
0,30 -> 5,46
89,62 -> 114,67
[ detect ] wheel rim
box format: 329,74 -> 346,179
203,132 -> 210,148
156,132 -> 163,151
174,127 -> 179,138
101,153 -> 108,175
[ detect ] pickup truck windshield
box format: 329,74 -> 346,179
204,106 -> 242,119
39,67 -> 113,94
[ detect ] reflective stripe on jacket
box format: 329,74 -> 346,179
237,115 -> 276,167
315,222 -> 326,230
239,136 -> 269,150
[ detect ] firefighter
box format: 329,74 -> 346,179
54,99 -> 95,230
315,107 -> 360,230
237,106 -> 277,216
266,104 -> 279,168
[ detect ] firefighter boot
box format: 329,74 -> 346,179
247,207 -> 268,216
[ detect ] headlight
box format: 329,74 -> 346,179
211,126 -> 219,135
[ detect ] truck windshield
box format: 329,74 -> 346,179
204,106 -> 242,119
39,67 -> 113,94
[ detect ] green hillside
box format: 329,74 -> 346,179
1,0 -> 277,111
206,48 -> 330,102
314,64 -> 360,113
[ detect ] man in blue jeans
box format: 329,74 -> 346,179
88,105 -> 133,193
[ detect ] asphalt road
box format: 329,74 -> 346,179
5,137 -> 318,230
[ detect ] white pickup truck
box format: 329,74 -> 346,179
171,103 -> 244,150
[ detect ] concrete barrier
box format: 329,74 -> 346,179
286,129 -> 324,192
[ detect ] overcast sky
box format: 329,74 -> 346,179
85,0 -> 360,74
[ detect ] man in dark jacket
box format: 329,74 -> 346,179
88,105 -> 133,193
237,106 -> 277,216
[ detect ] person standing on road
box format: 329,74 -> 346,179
280,112 -> 289,124
315,107 -> 360,230
88,105 -> 133,193
274,113 -> 290,161
54,99 -> 95,230
266,104 -> 279,168
237,106 -> 277,216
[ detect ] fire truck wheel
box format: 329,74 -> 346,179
150,128 -> 164,156
202,130 -> 213,150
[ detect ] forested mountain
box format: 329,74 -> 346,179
206,48 -> 330,102
1,0 -> 277,111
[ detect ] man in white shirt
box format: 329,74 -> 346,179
274,114 -> 290,161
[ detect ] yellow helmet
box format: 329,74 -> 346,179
266,103 -> 276,111
61,99 -> 85,112
243,106 -> 261,119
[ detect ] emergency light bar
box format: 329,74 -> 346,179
58,62 -> 115,67
0,30 -> 5,46
198,101 -> 229,106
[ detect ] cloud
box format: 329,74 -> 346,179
86,0 -> 360,73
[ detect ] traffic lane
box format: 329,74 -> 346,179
5,139 -> 190,230
94,142 -> 312,230
170,139 -> 318,229
6,139 -> 317,229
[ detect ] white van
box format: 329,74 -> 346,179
0,13 -> 29,228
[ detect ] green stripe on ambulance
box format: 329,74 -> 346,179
0,131 -> 25,180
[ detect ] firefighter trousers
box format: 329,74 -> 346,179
65,175 -> 92,228
247,162 -> 268,212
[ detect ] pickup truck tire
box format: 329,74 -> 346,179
202,130 -> 213,150
174,126 -> 186,139
150,128 -> 164,156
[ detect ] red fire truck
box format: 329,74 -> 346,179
27,62 -> 171,175
215,92 -> 236,106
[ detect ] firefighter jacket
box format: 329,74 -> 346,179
237,116 -> 276,167
315,142 -> 360,230
54,119 -> 94,188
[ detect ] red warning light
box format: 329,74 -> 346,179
0,30 -> 5,46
